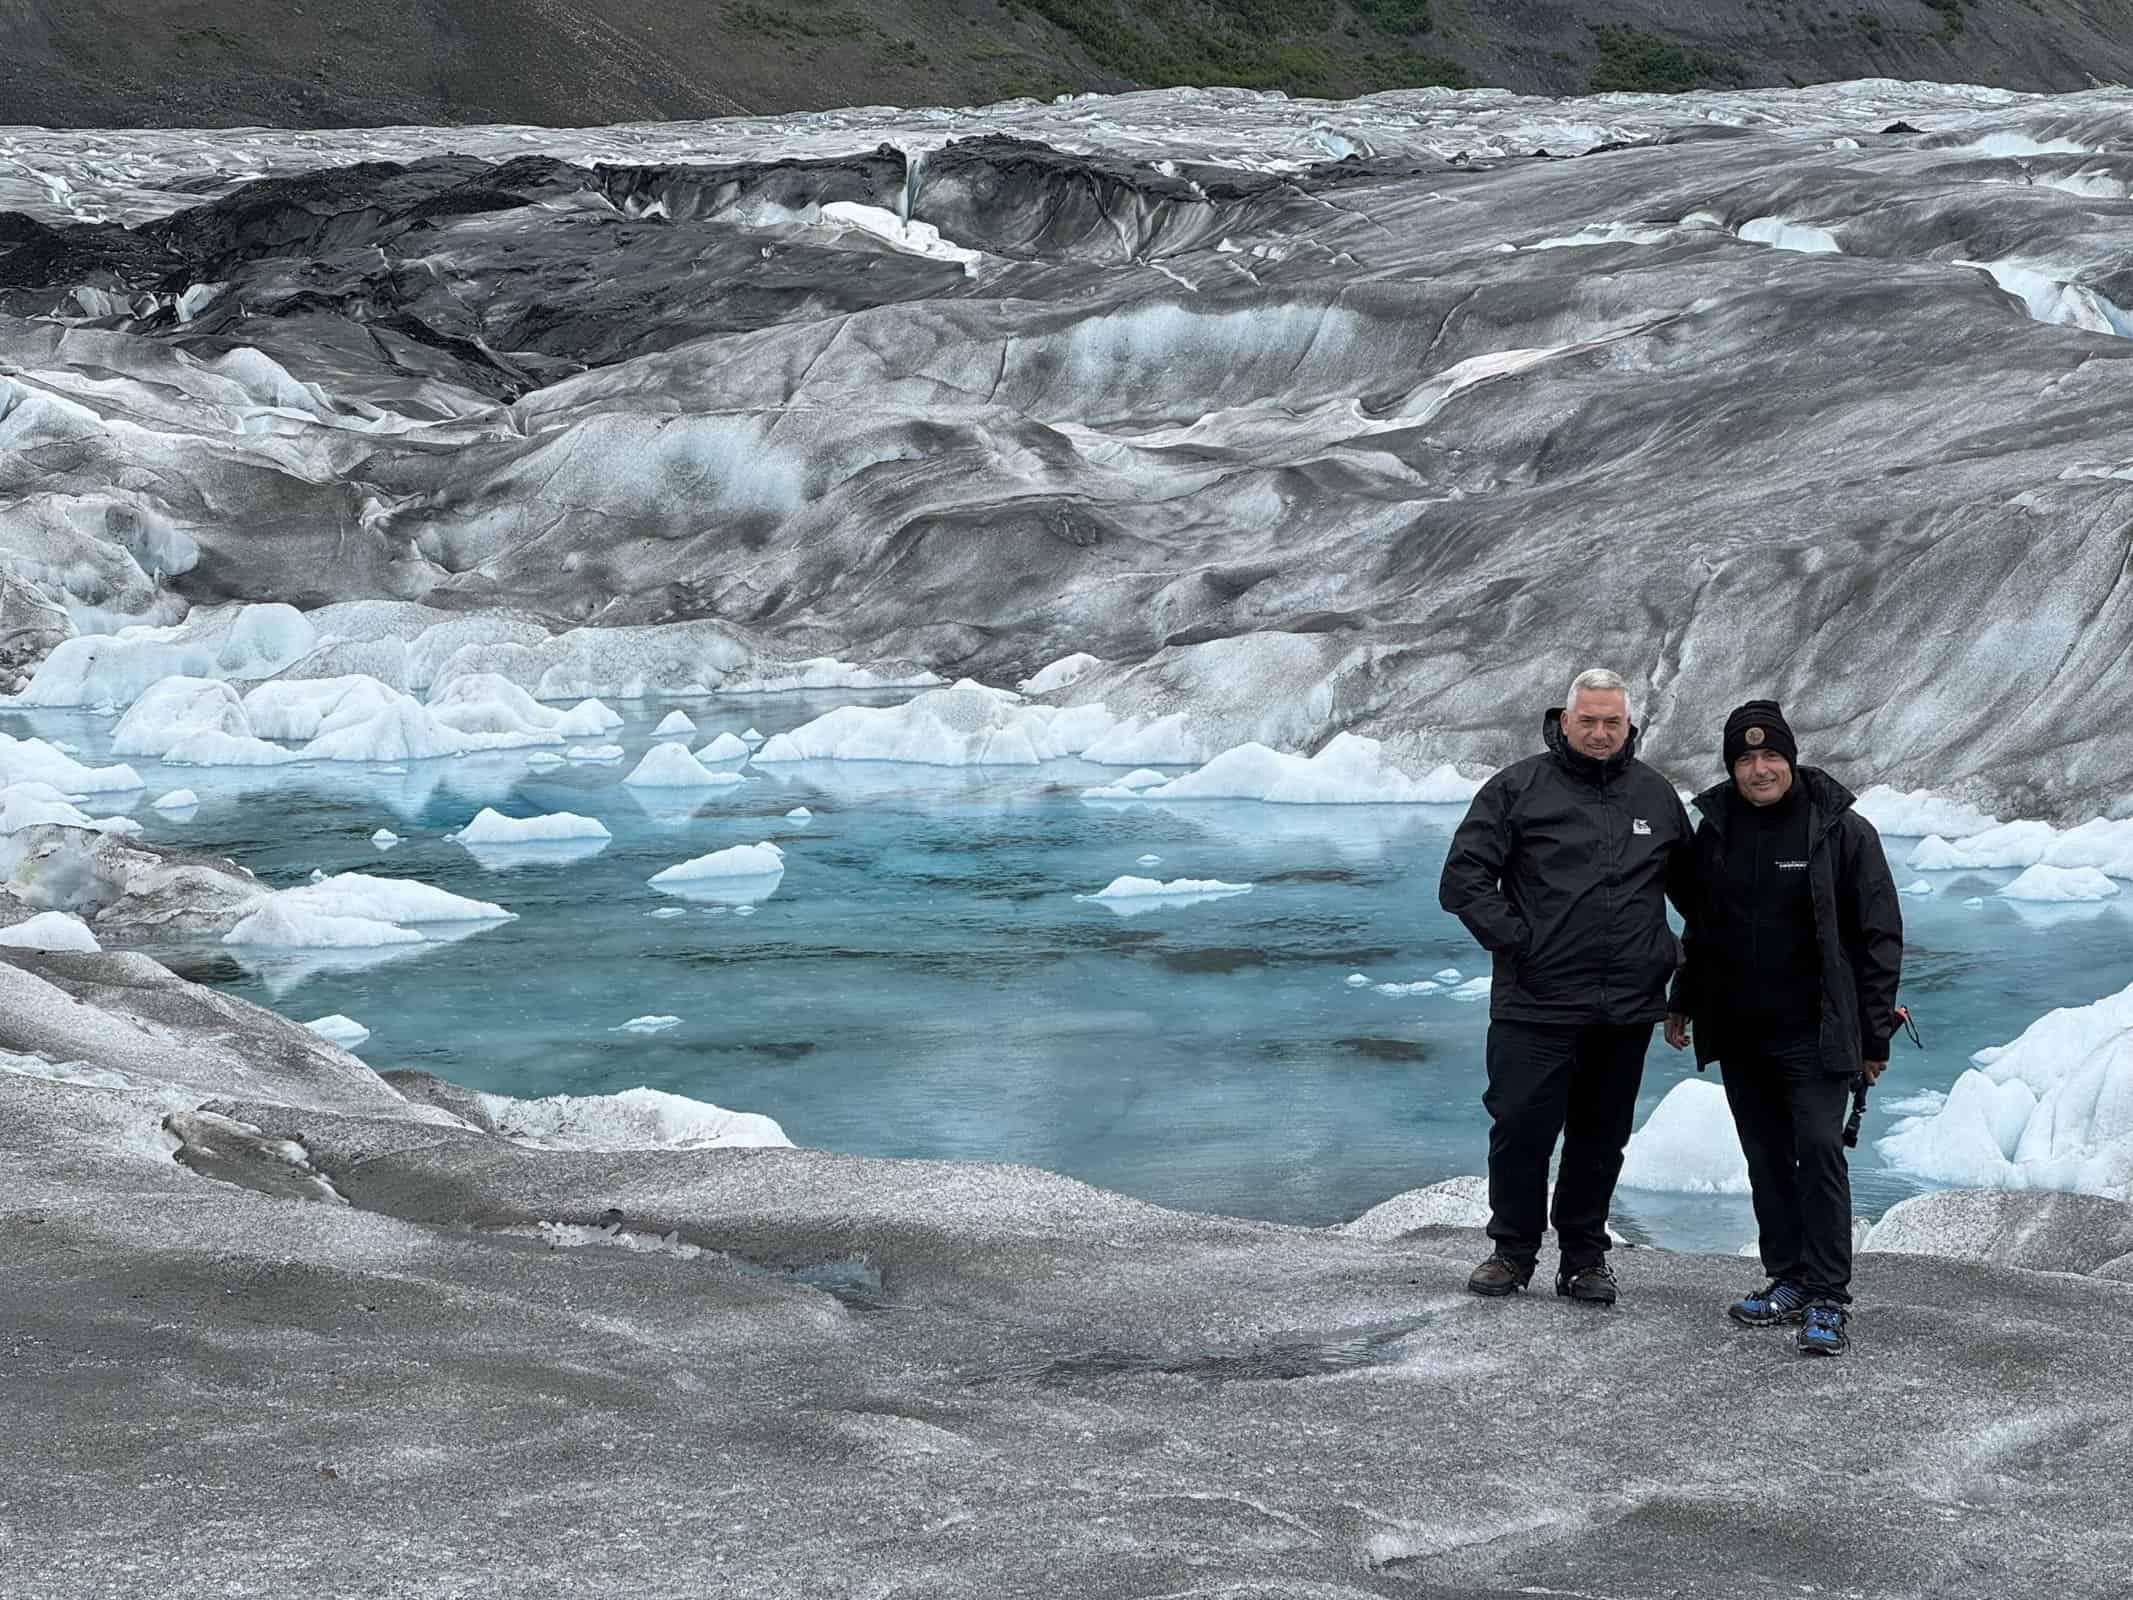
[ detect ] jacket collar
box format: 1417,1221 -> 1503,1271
1694,766 -> 1857,843
1543,706 -> 1640,784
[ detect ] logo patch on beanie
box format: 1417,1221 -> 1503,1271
1744,726 -> 1765,747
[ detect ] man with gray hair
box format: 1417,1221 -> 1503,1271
1439,668 -> 1694,1304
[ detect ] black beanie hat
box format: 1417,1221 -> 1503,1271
1723,700 -> 1797,770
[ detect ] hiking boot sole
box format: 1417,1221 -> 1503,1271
1467,1276 -> 1529,1298
1796,1339 -> 1847,1357
1556,1283 -> 1617,1307
1728,1304 -> 1808,1328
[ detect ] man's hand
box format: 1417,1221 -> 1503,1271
1664,1014 -> 1691,1051
1862,1059 -> 1886,1085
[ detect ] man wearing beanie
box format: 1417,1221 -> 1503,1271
1664,700 -> 1903,1355
1440,668 -> 1694,1306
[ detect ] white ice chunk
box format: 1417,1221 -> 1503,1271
624,743 -> 744,788
478,1086 -> 791,1150
371,829 -> 400,848
565,744 -> 624,763
525,751 -> 565,770
653,711 -> 697,736
305,1014 -> 371,1048
0,911 -> 101,952
741,727 -> 766,744
163,729 -> 302,767
1087,732 -> 1481,805
612,1015 -> 681,1034
110,677 -> 251,757
1619,1079 -> 1750,1194
456,807 -> 611,845
223,900 -> 426,949
1345,973 -> 1371,987
649,842 -> 786,885
784,806 -> 812,820
0,732 -> 142,793
0,781 -> 138,837
1900,879 -> 1934,897
150,788 -> 199,812
1908,821 -> 2058,871
1112,769 -> 1170,791
755,679 -> 1068,766
1879,979 -> 2133,1198
1999,864 -> 2120,902
1087,875 -> 1251,900
695,731 -> 752,763
275,871 -> 511,926
1136,854 -> 1162,865
1853,784 -> 2000,839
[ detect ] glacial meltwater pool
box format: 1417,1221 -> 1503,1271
10,690 -> 2131,1253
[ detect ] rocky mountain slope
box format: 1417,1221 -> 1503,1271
2,0 -> 2129,129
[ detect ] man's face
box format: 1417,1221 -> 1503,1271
1563,688 -> 1629,760
1733,747 -> 1794,806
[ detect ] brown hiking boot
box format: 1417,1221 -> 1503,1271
1467,1252 -> 1534,1297
1555,1262 -> 1619,1306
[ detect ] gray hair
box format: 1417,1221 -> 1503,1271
1566,667 -> 1632,719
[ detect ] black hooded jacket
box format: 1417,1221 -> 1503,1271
1669,767 -> 1904,1076
1438,709 -> 1694,1027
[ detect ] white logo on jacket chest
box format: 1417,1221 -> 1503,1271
1777,860 -> 1807,870
1632,819 -> 1651,835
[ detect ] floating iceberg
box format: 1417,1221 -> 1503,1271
565,744 -> 624,764
14,603 -> 316,708
456,807 -> 611,845
1087,875 -> 1252,900
110,677 -> 251,758
371,829 -> 400,848
1909,817 -> 2133,880
0,782 -> 138,838
0,733 -> 142,794
696,731 -> 751,763
1084,732 -> 1481,805
165,729 -> 302,767
151,789 -> 199,812
784,806 -> 812,820
649,842 -> 786,885
1999,864 -> 2119,902
0,911 -> 101,952
652,711 -> 697,736
624,743 -> 744,788
1879,980 -> 2133,1199
305,1014 -> 371,1048
1619,1079 -> 1750,1194
612,1015 -> 681,1035
1853,785 -> 2000,839
224,871 -> 513,948
754,679 -> 1090,766
223,900 -> 426,950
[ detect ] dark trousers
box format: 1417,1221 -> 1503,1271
1719,1032 -> 1854,1303
1482,1020 -> 1651,1271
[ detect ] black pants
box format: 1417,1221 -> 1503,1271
1482,1020 -> 1651,1271
1719,1031 -> 1854,1303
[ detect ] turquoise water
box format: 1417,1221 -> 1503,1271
10,692 -> 2131,1251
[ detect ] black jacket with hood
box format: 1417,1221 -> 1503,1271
1669,766 -> 1904,1076
1438,709 -> 1695,1027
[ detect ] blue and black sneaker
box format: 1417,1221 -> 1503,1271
1796,1303 -> 1850,1356
1728,1279 -> 1811,1327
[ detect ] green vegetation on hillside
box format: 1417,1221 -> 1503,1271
1586,24 -> 1748,93
1010,0 -> 1466,96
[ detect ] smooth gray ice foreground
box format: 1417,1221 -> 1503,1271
5,946 -> 2133,1599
